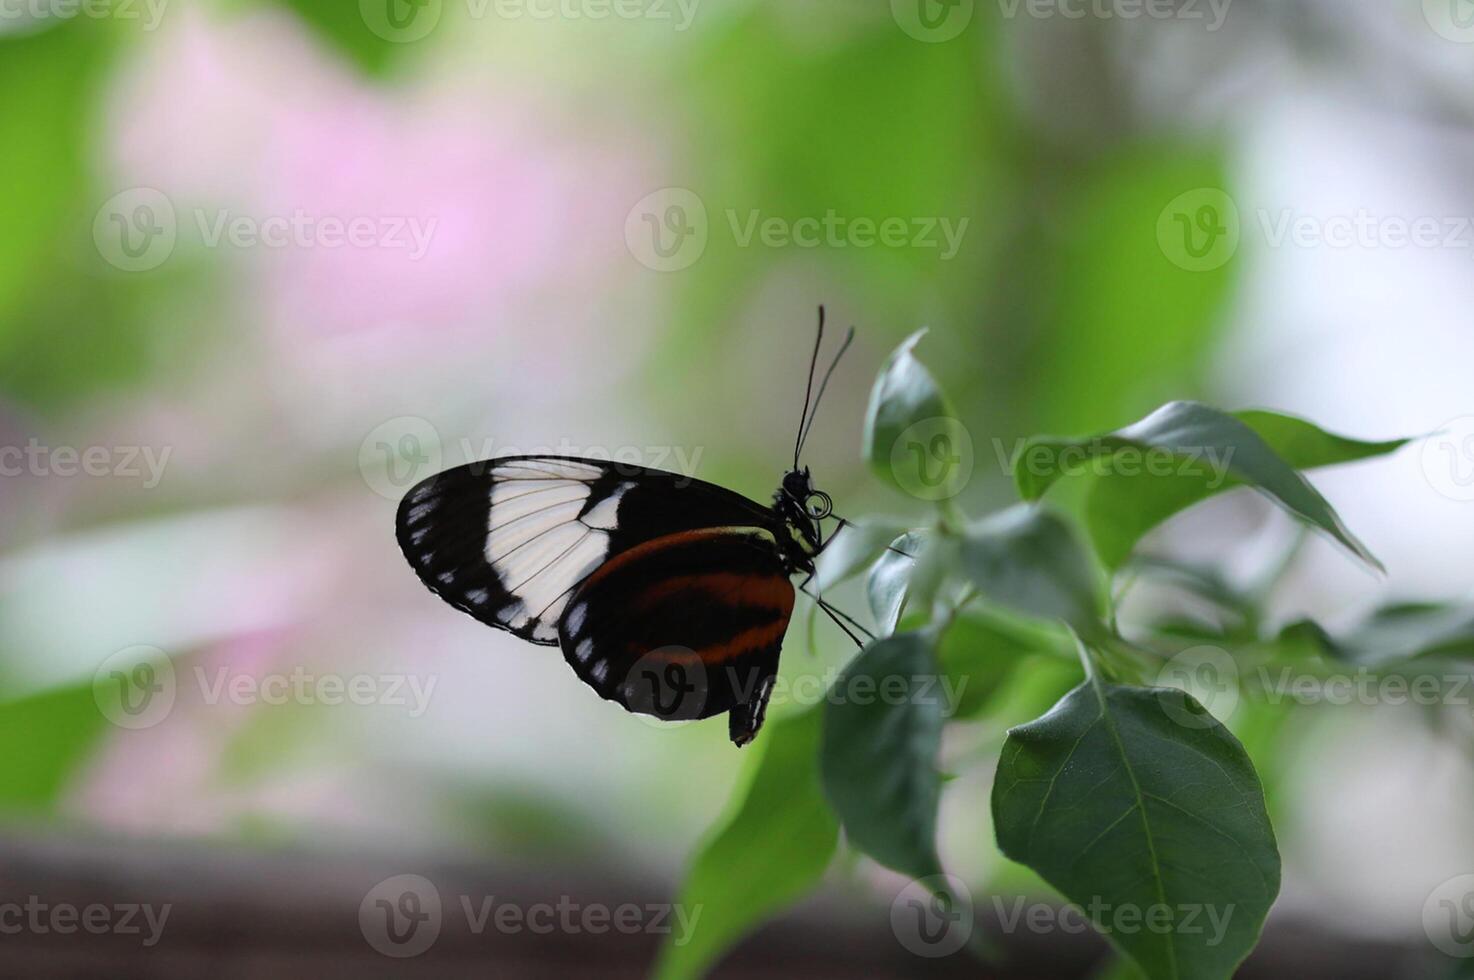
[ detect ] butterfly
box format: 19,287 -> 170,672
395,309 -> 869,747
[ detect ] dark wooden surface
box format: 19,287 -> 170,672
0,832 -> 1434,978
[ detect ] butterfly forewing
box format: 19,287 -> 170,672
395,455 -> 780,647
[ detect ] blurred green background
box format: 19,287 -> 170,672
2,0 -> 1473,975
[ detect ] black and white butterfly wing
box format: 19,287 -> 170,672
395,455 -> 780,645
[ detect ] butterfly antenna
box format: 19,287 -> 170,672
794,306 -> 826,470
795,325 -> 855,463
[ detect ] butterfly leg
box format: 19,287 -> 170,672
794,571 -> 874,647
830,515 -> 917,560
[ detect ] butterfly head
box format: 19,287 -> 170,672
781,467 -> 832,517
777,466 -> 831,555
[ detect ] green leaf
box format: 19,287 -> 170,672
654,708 -> 837,980
820,632 -> 946,880
1096,959 -> 1150,980
1281,603 -> 1474,667
0,682 -> 109,814
1088,411 -> 1408,571
866,531 -> 926,636
862,330 -> 962,494
1015,402 -> 1394,571
1231,410 -> 1410,466
813,519 -> 906,593
908,532 -> 959,619
993,670 -> 1280,980
0,23 -> 189,409
960,505 -> 1102,635
0,22 -> 111,323
939,614 -> 1070,720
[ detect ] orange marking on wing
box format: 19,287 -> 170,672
580,527 -> 731,589
579,528 -> 747,593
634,571 -> 793,612
650,617 -> 793,665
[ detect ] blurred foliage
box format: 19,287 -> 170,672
0,682 -> 108,815
261,0 -> 406,74
655,707 -> 835,980
1016,147 -> 1236,435
0,24 -> 109,322
0,22 -> 136,409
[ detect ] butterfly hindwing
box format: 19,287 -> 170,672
395,455 -> 779,647
558,526 -> 794,745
